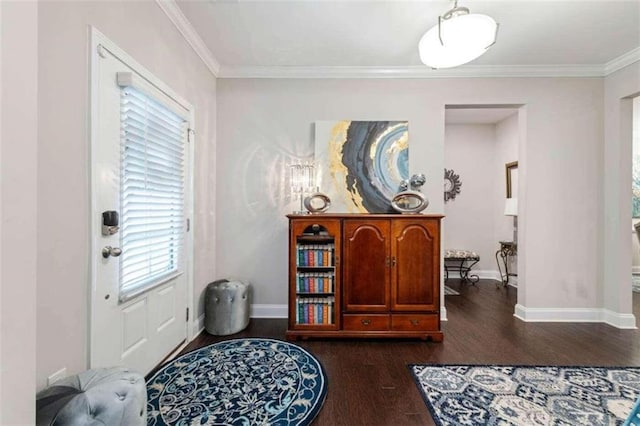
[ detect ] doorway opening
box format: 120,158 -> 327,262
443,104 -> 524,316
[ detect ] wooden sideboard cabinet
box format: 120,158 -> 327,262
286,214 -> 443,341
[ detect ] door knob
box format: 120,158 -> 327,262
102,246 -> 122,258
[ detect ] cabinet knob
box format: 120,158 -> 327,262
410,319 -> 419,326
361,319 -> 371,326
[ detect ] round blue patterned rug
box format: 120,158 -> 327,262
146,338 -> 327,425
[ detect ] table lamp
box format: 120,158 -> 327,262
290,162 -> 315,214
504,198 -> 518,242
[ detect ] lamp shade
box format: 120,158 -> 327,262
419,13 -> 498,69
504,198 -> 518,216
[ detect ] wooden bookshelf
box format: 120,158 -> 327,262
286,214 -> 443,341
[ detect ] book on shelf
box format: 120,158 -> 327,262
295,272 -> 334,294
295,296 -> 335,325
296,243 -> 335,267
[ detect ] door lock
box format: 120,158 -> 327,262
102,246 -> 122,258
102,211 -> 119,236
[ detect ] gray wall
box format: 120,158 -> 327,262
1,2 -> 38,423
603,62 -> 640,317
216,77 -> 609,318
444,123 -> 500,273
632,98 -> 640,273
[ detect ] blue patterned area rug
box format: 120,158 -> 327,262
147,338 -> 327,425
410,364 -> 640,426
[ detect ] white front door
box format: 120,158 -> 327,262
90,30 -> 192,375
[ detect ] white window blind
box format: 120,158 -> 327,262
119,86 -> 187,300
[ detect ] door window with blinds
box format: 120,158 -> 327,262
119,84 -> 188,301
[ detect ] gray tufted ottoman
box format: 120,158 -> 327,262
205,279 -> 251,335
36,367 -> 146,426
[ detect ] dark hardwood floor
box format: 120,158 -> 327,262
177,280 -> 640,426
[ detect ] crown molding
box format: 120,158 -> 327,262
155,0 -> 220,77
218,64 -> 608,79
604,47 -> 640,76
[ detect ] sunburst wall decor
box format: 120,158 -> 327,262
444,168 -> 462,202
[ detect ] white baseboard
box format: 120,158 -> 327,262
191,306 -> 287,337
250,303 -> 451,323
514,304 -> 637,329
251,304 -> 288,318
192,305 -> 286,336
204,298 -> 636,330
249,303 -> 452,323
602,309 -> 637,329
514,304 -> 601,322
244,302 -> 635,328
194,314 -> 205,337
446,269 -> 501,281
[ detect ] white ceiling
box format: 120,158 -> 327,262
174,0 -> 640,77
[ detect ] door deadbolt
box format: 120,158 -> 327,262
101,211 -> 119,236
102,246 -> 122,258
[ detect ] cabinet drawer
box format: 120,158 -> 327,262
391,314 -> 438,331
343,314 -> 390,331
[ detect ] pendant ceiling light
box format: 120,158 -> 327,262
419,0 -> 498,69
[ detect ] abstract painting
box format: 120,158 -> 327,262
315,120 -> 409,213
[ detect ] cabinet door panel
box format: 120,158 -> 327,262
343,220 -> 390,312
391,220 -> 439,311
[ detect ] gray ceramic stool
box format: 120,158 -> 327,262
205,279 -> 251,335
35,367 -> 146,425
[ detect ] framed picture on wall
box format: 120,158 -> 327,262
506,161 -> 518,198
